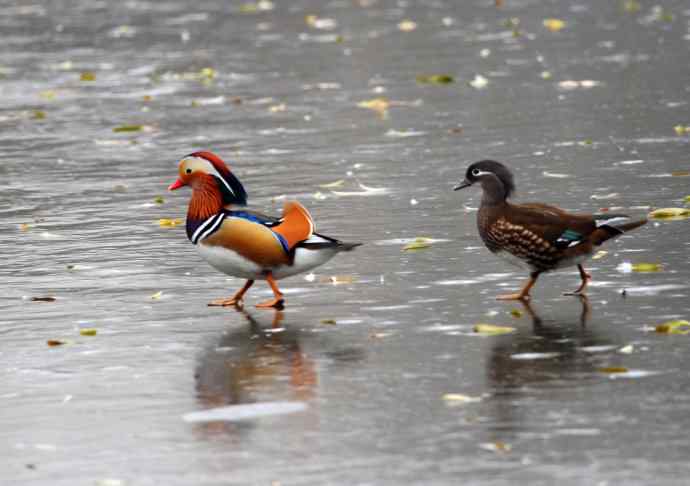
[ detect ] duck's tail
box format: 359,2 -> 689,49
590,214 -> 647,246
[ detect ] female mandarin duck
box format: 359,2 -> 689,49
455,160 -> 646,301
169,151 -> 360,309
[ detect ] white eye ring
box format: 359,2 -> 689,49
471,168 -> 481,176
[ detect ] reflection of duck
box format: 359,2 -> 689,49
487,298 -> 607,387
196,309 -> 317,409
483,298 -> 621,439
193,309 -> 317,435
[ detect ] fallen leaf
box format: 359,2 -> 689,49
269,103 -> 286,113
648,207 -> 690,220
479,441 -> 511,453
598,366 -> 629,373
672,171 -> 690,177
113,124 -> 143,133
79,328 -> 97,336
31,297 -> 56,302
543,18 -> 566,32
158,218 -> 183,227
398,19 -> 417,31
592,250 -> 608,260
357,97 -> 389,118
442,393 -> 483,404
655,320 -> 690,335
19,223 -> 31,231
402,237 -> 432,251
320,319 -> 337,325
80,72 -> 96,81
509,309 -> 522,318
47,339 -> 65,347
154,196 -> 165,204
674,125 -> 689,135
416,74 -> 454,84
473,324 -> 516,336
31,110 -> 46,120
150,291 -> 163,300
630,263 -> 662,273
319,179 -> 345,188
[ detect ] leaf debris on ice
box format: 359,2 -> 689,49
473,323 -> 516,336
655,320 -> 690,335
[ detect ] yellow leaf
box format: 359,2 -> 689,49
269,103 -> 286,113
398,19 -> 417,32
357,97 -> 389,118
655,320 -> 690,335
543,18 -> 566,32
79,328 -> 97,336
473,324 -> 516,336
598,366 -> 629,373
320,319 -> 337,325
648,207 -> 690,220
319,179 -> 345,188
153,196 -> 165,204
19,223 -> 31,231
509,309 -> 522,318
80,72 -> 96,81
631,263 -> 662,272
416,74 -> 454,84
592,250 -> 608,260
442,393 -> 483,404
402,237 -> 432,251
158,218 -> 183,227
150,291 -> 163,300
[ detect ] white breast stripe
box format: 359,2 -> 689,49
197,213 -> 226,243
192,213 -> 224,244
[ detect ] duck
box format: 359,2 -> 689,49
168,151 -> 360,309
454,160 -> 646,300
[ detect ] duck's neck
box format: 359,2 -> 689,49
186,176 -> 224,240
480,176 -> 508,206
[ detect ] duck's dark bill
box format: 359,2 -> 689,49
453,180 -> 472,191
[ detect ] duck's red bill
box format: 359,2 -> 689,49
168,179 -> 184,191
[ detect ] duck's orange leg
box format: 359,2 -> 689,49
208,279 -> 254,307
256,272 -> 285,309
563,264 -> 591,296
497,272 -> 539,301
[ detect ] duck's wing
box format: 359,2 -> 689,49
509,202 -> 641,248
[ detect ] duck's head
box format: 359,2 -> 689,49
169,151 -> 248,206
454,159 -> 515,202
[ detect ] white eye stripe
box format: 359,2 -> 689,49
472,169 -> 492,177
184,157 -> 236,197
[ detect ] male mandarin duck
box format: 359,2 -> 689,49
169,151 -> 360,308
454,160 -> 647,301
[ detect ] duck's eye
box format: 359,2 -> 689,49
185,168 -> 192,174
471,168 -> 481,177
